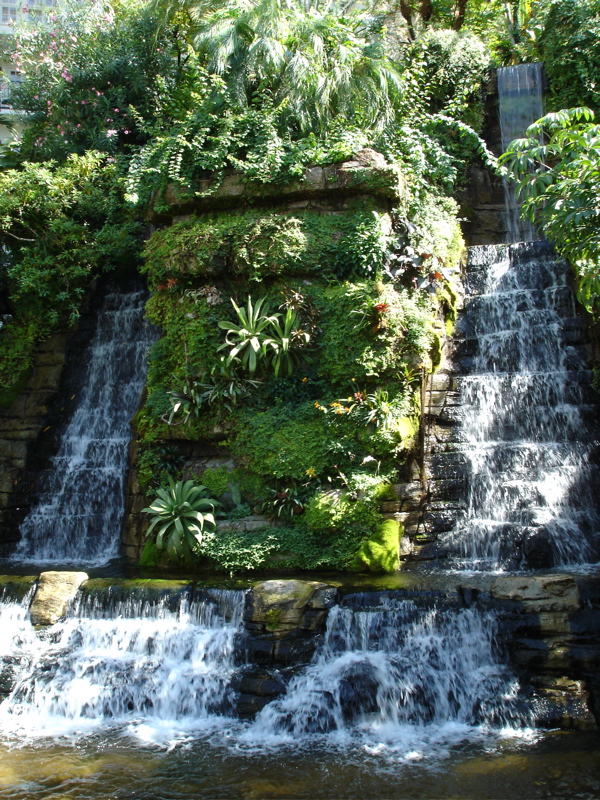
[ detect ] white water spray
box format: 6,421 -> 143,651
15,289 -> 154,565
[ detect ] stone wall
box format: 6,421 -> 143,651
458,72 -> 509,246
0,332 -> 71,554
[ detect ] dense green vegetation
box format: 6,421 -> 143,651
1,0 -> 599,571
502,107 -> 600,318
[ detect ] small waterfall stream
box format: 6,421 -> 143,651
498,63 -> 544,243
443,242 -> 600,569
14,288 -> 154,565
247,595 -> 530,747
0,588 -> 246,743
435,62 -> 600,570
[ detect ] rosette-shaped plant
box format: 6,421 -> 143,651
142,478 -> 221,562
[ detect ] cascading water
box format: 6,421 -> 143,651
0,588 -> 532,754
14,287 -> 154,565
246,594 -> 530,752
443,242 -> 600,569
497,63 -> 544,243
0,588 -> 246,743
0,586 -> 37,702
435,62 -> 600,570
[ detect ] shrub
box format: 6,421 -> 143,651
232,402 -> 333,481
141,207 -> 393,286
304,489 -> 381,537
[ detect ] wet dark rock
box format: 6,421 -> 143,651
458,587 -> 480,607
231,667 -> 287,718
531,677 -> 597,730
274,632 -> 323,665
338,662 -> 380,720
522,527 -> 555,570
0,657 -> 20,697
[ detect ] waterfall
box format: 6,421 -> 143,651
14,288 -> 154,565
0,588 -> 246,743
0,588 -> 533,752
497,63 -> 544,243
244,594 -> 530,750
443,242 -> 600,569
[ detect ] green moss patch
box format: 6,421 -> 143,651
350,519 -> 401,574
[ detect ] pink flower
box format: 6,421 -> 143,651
106,129 -> 117,137
114,108 -> 118,112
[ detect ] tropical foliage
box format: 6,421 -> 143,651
142,479 -> 220,562
188,0 -> 402,135
0,153 -> 138,388
501,107 -> 600,317
4,0 -> 597,572
217,296 -> 311,377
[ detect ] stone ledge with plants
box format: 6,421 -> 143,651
131,155 -> 463,576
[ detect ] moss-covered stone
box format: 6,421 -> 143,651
247,579 -> 337,632
80,577 -> 194,592
430,331 -> 443,372
142,206 -> 393,286
350,520 -> 401,574
0,574 -> 37,601
152,150 -> 403,217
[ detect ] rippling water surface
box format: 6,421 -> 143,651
1,732 -> 599,800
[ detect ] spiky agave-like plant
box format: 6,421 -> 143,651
142,478 -> 221,562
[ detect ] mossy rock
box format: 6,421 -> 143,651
0,574 -> 38,601
81,577 -> 194,592
349,520 -> 401,574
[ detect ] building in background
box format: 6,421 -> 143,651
1,0 -> 57,142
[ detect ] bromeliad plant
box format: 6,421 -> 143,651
218,296 -> 278,375
337,387 -> 395,430
268,307 -> 311,378
142,478 -> 221,562
261,480 -> 308,519
218,296 -> 311,377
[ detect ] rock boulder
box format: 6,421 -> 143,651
29,571 -> 88,626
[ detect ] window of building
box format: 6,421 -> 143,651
1,0 -> 17,24
1,69 -> 23,107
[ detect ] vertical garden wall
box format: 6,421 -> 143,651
125,149 -> 463,573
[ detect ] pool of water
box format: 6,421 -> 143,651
0,730 -> 599,799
